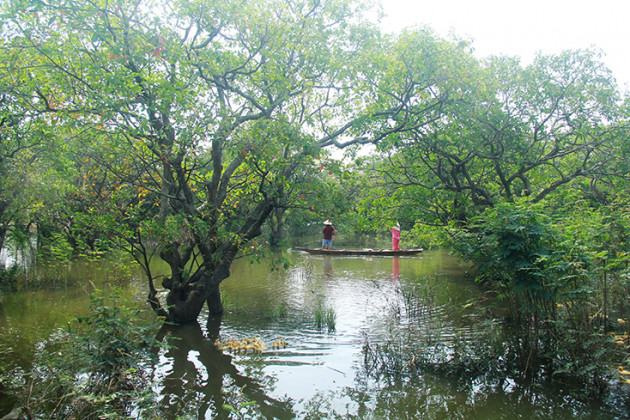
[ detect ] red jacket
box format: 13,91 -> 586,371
323,225 -> 335,240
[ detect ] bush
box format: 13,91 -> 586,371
448,198 -> 630,384
449,201 -> 559,318
1,288 -> 166,419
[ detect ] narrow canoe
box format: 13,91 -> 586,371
293,247 -> 423,256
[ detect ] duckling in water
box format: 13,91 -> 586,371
252,340 -> 267,352
215,336 -> 269,353
272,338 -> 288,349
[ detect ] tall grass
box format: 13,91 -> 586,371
314,303 -> 336,331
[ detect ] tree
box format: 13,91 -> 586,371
2,0 -> 460,323
0,27 -> 60,257
370,49 -> 628,227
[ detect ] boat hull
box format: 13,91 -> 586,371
293,247 -> 423,256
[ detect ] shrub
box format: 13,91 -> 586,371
2,288 -> 165,419
448,198 -> 630,384
449,201 -> 559,318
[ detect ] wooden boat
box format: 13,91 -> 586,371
293,247 -> 423,256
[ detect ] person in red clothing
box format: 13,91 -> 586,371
392,222 -> 400,250
321,219 -> 337,249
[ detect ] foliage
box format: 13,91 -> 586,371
448,197 -> 630,381
404,223 -> 446,250
1,288 -> 165,419
2,0 -> 460,323
0,264 -> 20,293
351,49 -> 627,237
449,201 -> 558,317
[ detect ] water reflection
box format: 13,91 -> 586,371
322,256 -> 333,279
392,257 -> 400,281
154,317 -> 293,419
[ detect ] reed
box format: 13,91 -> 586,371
314,303 -> 336,331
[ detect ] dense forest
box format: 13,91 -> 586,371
1,0 -> 629,417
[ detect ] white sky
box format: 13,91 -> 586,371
379,0 -> 630,91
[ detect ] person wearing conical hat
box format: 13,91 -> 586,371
322,219 -> 337,250
392,222 -> 401,251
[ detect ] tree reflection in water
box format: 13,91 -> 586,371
154,316 -> 294,419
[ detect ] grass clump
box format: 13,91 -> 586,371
314,303 -> 336,331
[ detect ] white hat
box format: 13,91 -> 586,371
324,219 -> 332,225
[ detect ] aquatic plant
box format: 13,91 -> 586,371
314,303 -> 336,331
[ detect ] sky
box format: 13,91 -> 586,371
379,0 -> 630,91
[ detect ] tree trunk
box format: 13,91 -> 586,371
151,199 -> 274,324
164,282 -> 208,324
269,207 -> 286,247
0,225 -> 6,257
207,285 -> 224,315
0,199 -> 8,257
159,248 -> 235,323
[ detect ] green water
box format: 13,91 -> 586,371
1,249 -> 628,418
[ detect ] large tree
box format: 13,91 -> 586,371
369,49 -> 628,226
2,0 -> 464,323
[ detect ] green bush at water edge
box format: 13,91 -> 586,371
0,288 -> 167,419
448,199 -> 630,385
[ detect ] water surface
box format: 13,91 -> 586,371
0,248 -> 627,418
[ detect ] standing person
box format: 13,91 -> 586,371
392,222 -> 401,251
322,219 -> 337,250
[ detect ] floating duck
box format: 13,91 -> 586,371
252,340 -> 267,352
618,318 -> 627,325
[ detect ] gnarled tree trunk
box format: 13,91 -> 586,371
146,201 -> 273,324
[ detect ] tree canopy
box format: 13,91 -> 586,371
2,0 -> 477,323
359,48 -> 628,228
2,0 -> 628,327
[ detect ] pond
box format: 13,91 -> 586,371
1,248 -> 628,418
